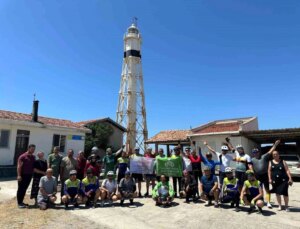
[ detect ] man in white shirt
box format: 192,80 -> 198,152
203,141 -> 234,187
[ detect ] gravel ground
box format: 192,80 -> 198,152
1,179 -> 300,229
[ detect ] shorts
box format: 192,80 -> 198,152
235,171 -> 247,187
117,173 -> 125,183
256,173 -> 269,191
132,173 -> 143,182
145,174 -> 156,180
245,194 -> 263,203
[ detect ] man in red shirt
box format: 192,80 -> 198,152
17,144 -> 36,208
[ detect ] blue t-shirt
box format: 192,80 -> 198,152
201,175 -> 217,193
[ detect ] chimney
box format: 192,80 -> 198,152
32,100 -> 39,122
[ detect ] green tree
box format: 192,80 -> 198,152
84,123 -> 114,154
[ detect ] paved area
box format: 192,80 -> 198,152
0,179 -> 300,229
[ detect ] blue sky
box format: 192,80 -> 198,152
0,0 -> 299,137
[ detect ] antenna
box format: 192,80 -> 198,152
132,17 -> 138,26
33,93 -> 36,101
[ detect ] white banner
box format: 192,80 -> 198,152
183,157 -> 192,172
130,157 -> 155,174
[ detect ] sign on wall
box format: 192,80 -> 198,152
67,135 -> 85,140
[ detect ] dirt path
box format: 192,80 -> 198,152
0,197 -> 103,229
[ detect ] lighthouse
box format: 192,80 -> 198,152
116,19 -> 148,153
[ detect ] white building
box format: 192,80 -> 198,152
0,105 -> 90,166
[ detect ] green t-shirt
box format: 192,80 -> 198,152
103,154 -> 116,172
48,154 -> 63,175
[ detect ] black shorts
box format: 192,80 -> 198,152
132,173 -> 143,182
235,171 -> 247,187
245,194 -> 263,203
256,173 -> 269,191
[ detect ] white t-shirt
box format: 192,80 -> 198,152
216,152 -> 234,172
235,152 -> 252,172
102,179 -> 117,193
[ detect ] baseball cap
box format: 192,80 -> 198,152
69,170 -> 77,176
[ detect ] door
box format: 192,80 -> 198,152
14,130 -> 30,165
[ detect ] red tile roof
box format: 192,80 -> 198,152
0,110 -> 89,131
193,122 -> 240,134
146,130 -> 191,143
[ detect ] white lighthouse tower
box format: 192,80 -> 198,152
116,19 -> 148,152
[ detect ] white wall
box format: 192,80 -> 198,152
0,122 -> 86,166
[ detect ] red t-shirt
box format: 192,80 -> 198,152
84,162 -> 101,177
18,152 -> 35,175
77,158 -> 86,175
188,155 -> 202,171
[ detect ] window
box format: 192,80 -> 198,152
0,130 -> 10,148
52,134 -> 66,152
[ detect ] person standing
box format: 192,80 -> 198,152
144,147 -> 156,196
268,150 -> 293,212
171,146 -> 183,198
48,146 -> 63,181
76,151 -> 86,180
251,140 -> 280,208
30,151 -> 47,205
37,168 -> 57,210
16,144 -> 36,208
204,141 -> 234,187
60,149 -> 78,200
129,147 -> 143,197
117,151 -> 129,183
102,147 -> 123,177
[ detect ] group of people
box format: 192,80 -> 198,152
16,137 -> 294,214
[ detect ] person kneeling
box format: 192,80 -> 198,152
37,168 -> 57,210
152,175 -> 174,207
82,168 -> 100,208
180,170 -> 197,203
100,171 -> 118,207
118,171 -> 137,206
62,170 -> 84,209
221,167 -> 240,211
199,166 -> 220,208
240,170 -> 264,214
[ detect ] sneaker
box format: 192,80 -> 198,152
138,192 -> 142,198
18,203 -> 26,209
267,202 -> 272,209
278,206 -> 283,211
214,203 -> 219,208
285,207 -> 290,212
235,207 -> 241,212
230,202 -> 235,208
205,200 -> 213,206
129,199 -> 134,205
144,192 -> 149,197
247,207 -> 255,214
120,200 -> 124,206
257,207 -> 263,214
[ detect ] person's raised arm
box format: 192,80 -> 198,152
283,160 -> 293,185
115,146 -> 125,157
267,140 -> 281,154
203,141 -> 216,155
225,137 -> 235,152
